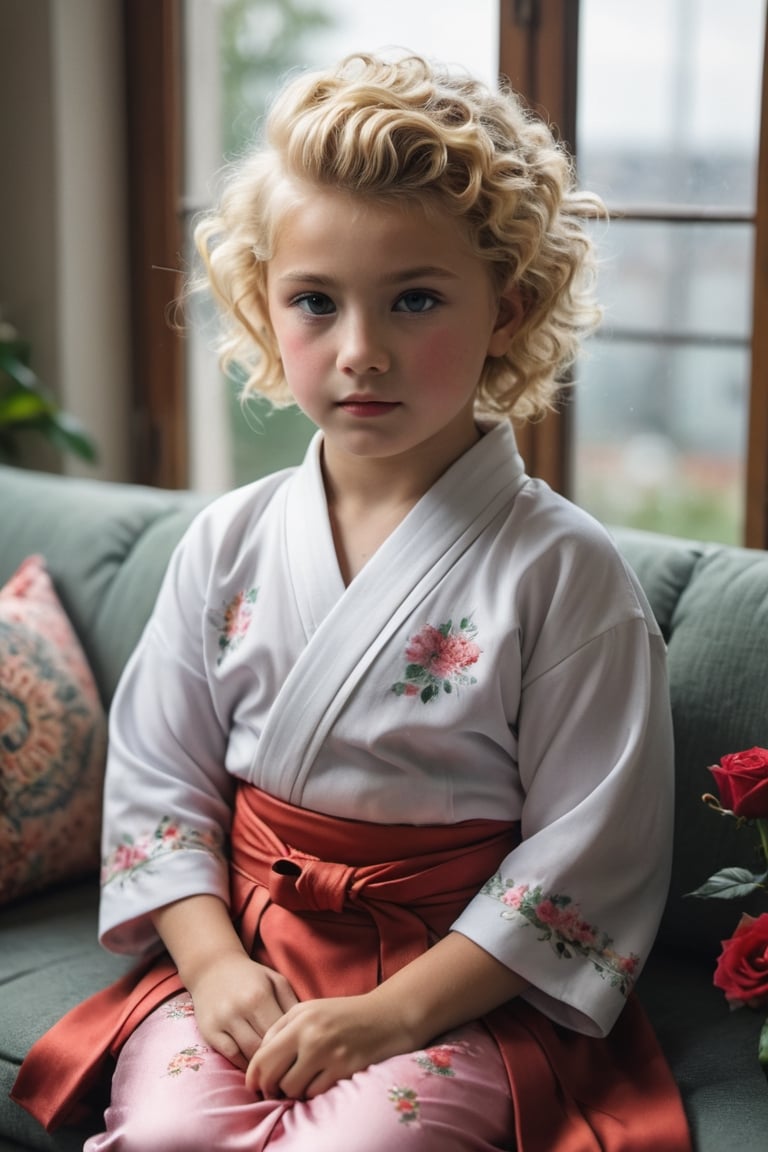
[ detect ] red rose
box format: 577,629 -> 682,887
713,912 -> 768,1009
709,747 -> 768,819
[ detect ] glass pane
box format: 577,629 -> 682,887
577,0 -> 764,210
574,340 -> 748,545
592,220 -> 754,341
184,0 -> 499,490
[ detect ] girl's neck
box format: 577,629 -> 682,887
320,425 -> 483,584
321,422 -> 483,513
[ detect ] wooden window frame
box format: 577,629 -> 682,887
124,0 -> 187,488
499,0 -> 578,496
748,13 -> 768,547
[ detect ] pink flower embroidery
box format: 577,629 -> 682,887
388,1085 -> 421,1123
101,817 -> 223,887
392,616 -> 481,704
501,883 -> 529,911
211,587 -> 258,666
164,996 -> 196,1021
166,1044 -> 209,1077
482,873 -> 640,996
415,1044 -> 457,1076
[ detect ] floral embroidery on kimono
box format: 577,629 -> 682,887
388,1085 -> 421,1123
392,616 -> 481,703
210,587 -> 259,666
414,1044 -> 458,1077
101,817 -> 224,887
163,996 -> 196,1021
166,1045 -> 209,1077
482,873 -> 640,995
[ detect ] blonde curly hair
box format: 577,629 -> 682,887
194,52 -> 604,420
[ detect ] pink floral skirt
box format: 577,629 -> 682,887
83,992 -> 515,1152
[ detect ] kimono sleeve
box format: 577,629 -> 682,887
452,550 -> 674,1038
97,511 -> 235,956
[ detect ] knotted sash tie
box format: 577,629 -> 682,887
229,784 -> 521,1000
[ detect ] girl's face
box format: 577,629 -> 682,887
266,185 -> 520,484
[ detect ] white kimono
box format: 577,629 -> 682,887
99,421 -> 674,1042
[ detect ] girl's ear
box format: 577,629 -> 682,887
488,283 -> 525,357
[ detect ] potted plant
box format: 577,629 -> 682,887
0,318 -> 97,464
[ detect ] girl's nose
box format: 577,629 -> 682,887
336,314 -> 390,375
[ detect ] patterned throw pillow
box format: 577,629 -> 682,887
0,555 -> 106,904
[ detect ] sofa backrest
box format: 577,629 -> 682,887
612,526 -> 768,959
0,465 -> 209,706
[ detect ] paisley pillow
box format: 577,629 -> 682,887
0,555 -> 106,904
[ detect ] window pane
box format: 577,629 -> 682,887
573,341 -> 747,544
577,0 -> 764,209
592,220 -> 754,341
184,0 -> 499,490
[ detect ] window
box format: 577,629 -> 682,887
500,0 -> 768,547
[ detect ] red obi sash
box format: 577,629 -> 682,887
12,786 -> 691,1151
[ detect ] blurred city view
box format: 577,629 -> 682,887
186,0 -> 765,544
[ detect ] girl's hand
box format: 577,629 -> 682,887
246,932 -> 528,1099
187,951 -> 299,1070
245,993 -> 409,1099
150,894 -> 299,1071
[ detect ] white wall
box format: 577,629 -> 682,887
0,0 -> 131,480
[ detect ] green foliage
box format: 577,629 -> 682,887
687,867 -> 768,901
0,337 -> 98,465
578,472 -> 740,546
219,0 -> 334,159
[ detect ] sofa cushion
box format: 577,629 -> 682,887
0,466 -> 209,707
0,557 -> 106,905
0,882 -> 133,1152
639,953 -> 768,1152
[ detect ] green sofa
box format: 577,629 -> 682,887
1,462 -> 768,1151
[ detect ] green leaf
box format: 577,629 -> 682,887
686,867 -> 767,900
759,1017 -> 768,1070
0,358 -> 40,396
0,338 -> 98,463
46,412 -> 99,462
0,390 -> 52,424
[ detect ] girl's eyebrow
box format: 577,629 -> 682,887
382,265 -> 460,283
276,265 -> 460,285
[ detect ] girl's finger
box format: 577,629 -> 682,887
246,1037 -> 299,1097
214,1031 -> 248,1071
272,975 -> 300,1014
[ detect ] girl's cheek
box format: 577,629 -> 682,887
410,328 -> 463,377
276,332 -> 328,398
275,327 -> 318,369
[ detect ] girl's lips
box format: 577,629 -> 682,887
336,400 -> 401,418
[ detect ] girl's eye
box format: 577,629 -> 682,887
394,291 -> 439,314
293,292 -> 336,316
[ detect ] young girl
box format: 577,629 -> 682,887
14,52 -> 691,1151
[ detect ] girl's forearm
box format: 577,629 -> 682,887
367,930 -> 527,1049
151,894 -> 248,989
